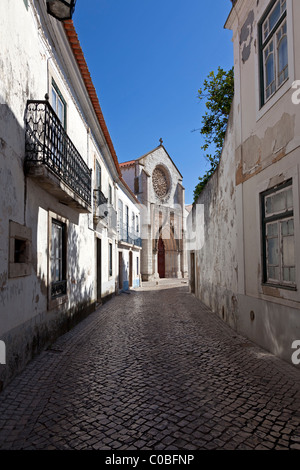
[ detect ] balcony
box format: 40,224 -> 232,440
93,191 -> 117,231
118,223 -> 142,248
25,100 -> 92,213
93,189 -> 108,221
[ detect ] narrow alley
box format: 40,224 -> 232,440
0,280 -> 299,451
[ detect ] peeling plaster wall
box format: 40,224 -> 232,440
191,0 -> 300,365
187,107 -> 239,330
233,0 -> 300,184
232,0 -> 300,364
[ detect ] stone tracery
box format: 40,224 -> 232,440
152,166 -> 169,199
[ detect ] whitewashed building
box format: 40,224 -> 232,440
0,0 -> 140,389
187,0 -> 300,366
117,182 -> 142,291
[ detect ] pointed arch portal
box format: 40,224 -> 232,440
158,237 -> 165,278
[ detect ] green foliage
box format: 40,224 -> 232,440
193,66 -> 234,202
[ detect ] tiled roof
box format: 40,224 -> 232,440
119,160 -> 136,167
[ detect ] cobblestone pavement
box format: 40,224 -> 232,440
0,280 -> 299,450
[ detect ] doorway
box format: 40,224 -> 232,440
96,238 -> 102,301
118,251 -> 123,289
158,238 -> 165,278
190,252 -> 195,293
129,251 -> 133,287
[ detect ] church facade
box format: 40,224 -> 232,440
120,142 -> 187,281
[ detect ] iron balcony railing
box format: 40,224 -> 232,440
118,222 -> 142,247
93,192 -> 118,230
25,100 -> 92,207
94,188 -> 108,209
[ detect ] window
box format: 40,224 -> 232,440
51,79 -> 67,128
125,205 -> 129,239
95,161 -> 102,207
136,215 -> 139,234
96,161 -> 101,191
109,243 -> 113,277
118,199 -> 123,239
109,184 -> 112,205
261,180 -> 295,288
9,221 -> 32,278
50,219 -> 67,299
259,0 -> 288,106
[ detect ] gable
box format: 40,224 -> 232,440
138,145 -> 183,181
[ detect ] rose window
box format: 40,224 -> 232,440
152,166 -> 169,199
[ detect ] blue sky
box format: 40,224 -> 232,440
73,0 -> 234,205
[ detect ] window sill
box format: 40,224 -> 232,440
262,283 -> 297,295
48,294 -> 68,311
9,262 -> 31,278
257,77 -> 292,122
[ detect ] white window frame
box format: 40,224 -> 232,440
261,180 -> 296,289
48,211 -> 68,310
51,79 -> 67,129
259,0 -> 288,106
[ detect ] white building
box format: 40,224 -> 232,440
0,0 -> 140,390
187,0 -> 300,365
117,181 -> 142,291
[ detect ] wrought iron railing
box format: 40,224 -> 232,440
51,280 -> 67,298
25,100 -> 92,207
94,188 -> 108,208
119,223 -> 142,247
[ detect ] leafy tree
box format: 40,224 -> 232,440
193,66 -> 234,202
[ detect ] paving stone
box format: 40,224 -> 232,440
0,280 -> 299,450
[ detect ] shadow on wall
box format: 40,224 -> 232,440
0,103 -> 95,391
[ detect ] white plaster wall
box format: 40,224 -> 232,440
116,185 -> 141,289
0,0 -> 103,387
120,166 -> 136,195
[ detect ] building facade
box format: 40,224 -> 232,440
120,143 -> 187,281
187,0 -> 300,365
117,182 -> 142,291
0,0 -> 140,389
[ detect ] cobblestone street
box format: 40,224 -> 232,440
0,280 -> 299,451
